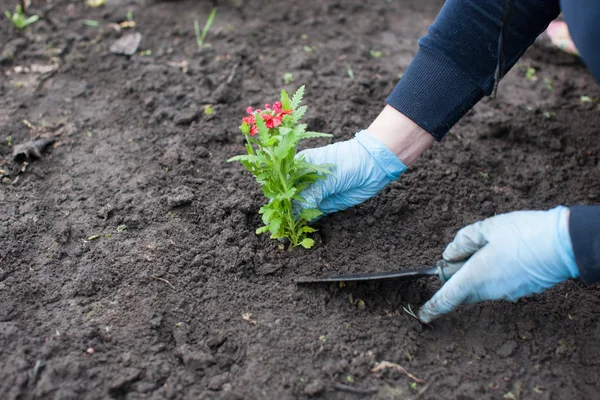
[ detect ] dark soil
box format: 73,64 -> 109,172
1,1 -> 599,399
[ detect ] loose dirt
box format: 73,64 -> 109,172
1,1 -> 599,399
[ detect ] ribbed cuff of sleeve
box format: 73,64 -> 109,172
386,46 -> 485,141
569,205 -> 600,285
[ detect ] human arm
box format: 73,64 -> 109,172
560,0 -> 600,84
299,0 -> 561,214
418,205 -> 600,323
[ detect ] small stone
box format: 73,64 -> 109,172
0,38 -> 27,65
304,380 -> 326,397
87,348 -> 95,354
181,347 -> 215,371
255,263 -> 281,276
496,340 -> 518,358
110,33 -> 142,56
174,109 -> 199,126
167,186 -> 195,208
208,373 -> 230,391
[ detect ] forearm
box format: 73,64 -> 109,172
387,0 -> 560,141
561,0 -> 600,83
569,205 -> 600,284
368,105 -> 434,166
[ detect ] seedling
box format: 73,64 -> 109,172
346,375 -> 354,383
86,0 -> 106,7
228,86 -> 333,248
402,304 -> 419,321
83,20 -> 100,27
5,5 -> 38,30
525,67 -> 537,81
347,66 -> 355,80
283,72 -> 294,85
203,104 -> 214,115
370,49 -> 383,58
544,77 -> 552,91
194,8 -> 217,48
580,95 -> 592,104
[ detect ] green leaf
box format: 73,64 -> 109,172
254,113 -> 270,143
269,218 -> 282,235
301,226 -> 316,233
299,131 -> 333,140
227,154 -> 267,164
256,226 -> 270,234
292,105 -> 307,122
274,131 -> 297,159
299,238 -> 315,248
240,122 -> 250,135
299,208 -> 322,221
281,89 -> 292,110
276,187 -> 297,200
291,85 -> 305,109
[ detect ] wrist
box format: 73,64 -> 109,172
554,206 -> 580,279
367,105 -> 434,166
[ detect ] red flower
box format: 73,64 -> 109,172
241,101 -> 294,136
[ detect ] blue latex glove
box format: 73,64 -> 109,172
297,130 -> 407,216
419,206 -> 580,323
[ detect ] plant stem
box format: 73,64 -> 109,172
273,156 -> 297,245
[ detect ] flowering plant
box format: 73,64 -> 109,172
228,86 -> 332,248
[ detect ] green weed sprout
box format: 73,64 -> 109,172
228,86 -> 333,248
5,5 -> 38,30
194,8 -> 217,48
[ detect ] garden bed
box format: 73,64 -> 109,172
1,0 -> 599,399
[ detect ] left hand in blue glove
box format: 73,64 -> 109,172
419,206 -> 580,323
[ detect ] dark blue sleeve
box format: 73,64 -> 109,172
561,0 -> 600,83
386,0 -> 560,141
570,206 -> 600,285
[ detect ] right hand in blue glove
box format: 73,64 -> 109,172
419,206 -> 580,323
296,129 -> 407,216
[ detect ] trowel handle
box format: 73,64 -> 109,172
435,259 -> 467,283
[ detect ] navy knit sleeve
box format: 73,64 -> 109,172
561,0 -> 600,83
569,206 -> 600,285
386,0 -> 560,141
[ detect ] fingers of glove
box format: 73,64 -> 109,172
443,220 -> 489,262
317,181 -> 392,215
419,249 -> 490,323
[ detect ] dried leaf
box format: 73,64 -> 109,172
242,312 -> 256,325
371,361 -> 424,383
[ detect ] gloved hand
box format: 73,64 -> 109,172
419,206 -> 580,323
296,130 -> 407,216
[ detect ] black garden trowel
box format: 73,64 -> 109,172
296,259 -> 466,284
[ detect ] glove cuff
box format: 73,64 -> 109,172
553,206 -> 580,279
355,130 -> 407,181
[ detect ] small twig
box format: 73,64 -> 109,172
332,383 -> 378,395
371,361 -> 424,383
151,275 -> 176,290
226,61 -> 240,84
